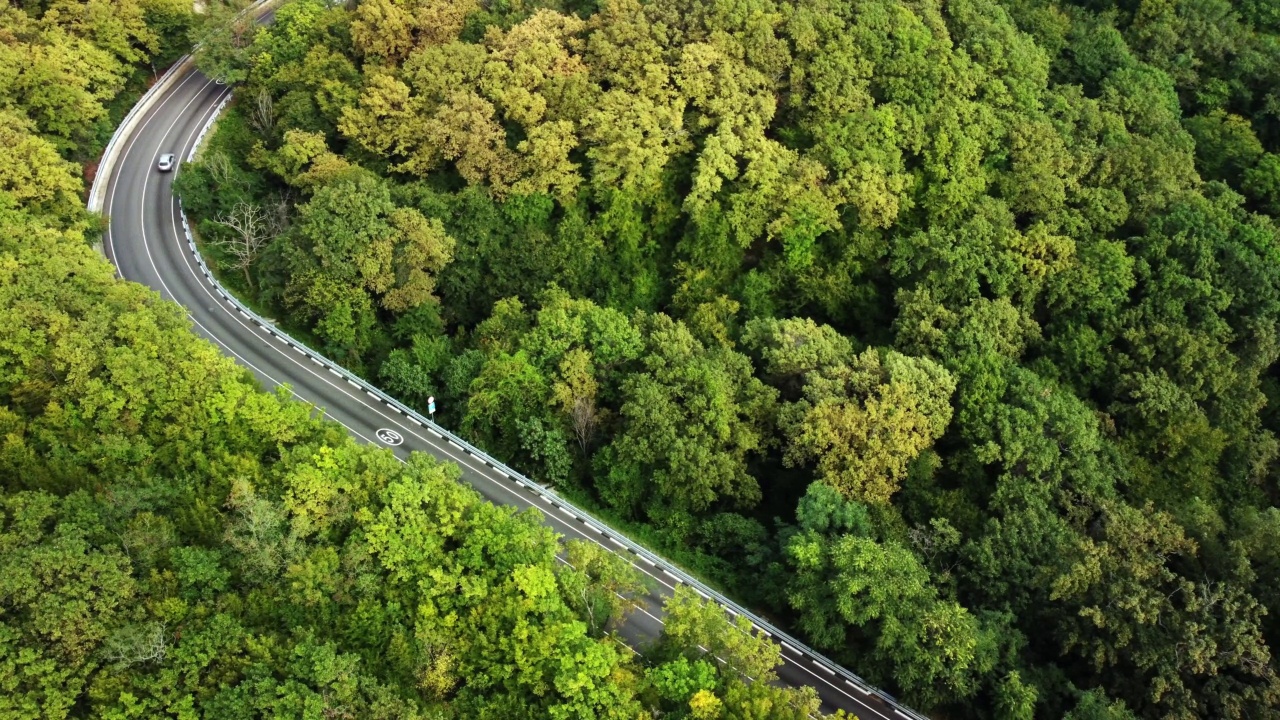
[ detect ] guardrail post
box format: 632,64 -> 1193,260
93,5 -> 930,717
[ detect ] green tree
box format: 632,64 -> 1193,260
558,539 -> 647,636
747,318 -> 955,505
0,111 -> 84,223
786,532 -> 992,708
0,492 -> 137,720
282,168 -> 453,361
596,314 -> 776,532
190,0 -> 258,84
1049,501 -> 1280,717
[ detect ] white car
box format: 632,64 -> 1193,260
156,153 -> 176,172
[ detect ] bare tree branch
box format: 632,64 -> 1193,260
570,394 -> 599,454
205,151 -> 234,186
212,201 -> 272,288
103,622 -> 168,668
250,88 -> 275,136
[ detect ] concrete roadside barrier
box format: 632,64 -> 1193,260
88,0 -> 289,238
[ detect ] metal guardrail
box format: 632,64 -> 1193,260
94,5 -> 929,718
88,56 -> 191,212
178,101 -> 925,720
88,0 -> 287,214
181,204 -> 925,720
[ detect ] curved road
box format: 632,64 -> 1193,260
102,65 -> 910,720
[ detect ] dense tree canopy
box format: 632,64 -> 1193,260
148,0 -> 1280,715
0,2 -> 831,719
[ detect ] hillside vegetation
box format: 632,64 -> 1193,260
173,0 -> 1280,716
0,2 -> 831,719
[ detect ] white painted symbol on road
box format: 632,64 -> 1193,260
376,428 -> 404,446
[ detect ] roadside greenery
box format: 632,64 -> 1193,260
0,2 -> 828,719
175,0 -> 1280,716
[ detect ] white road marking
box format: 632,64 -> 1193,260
109,65 -> 895,720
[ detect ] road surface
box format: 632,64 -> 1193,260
101,64 -> 916,720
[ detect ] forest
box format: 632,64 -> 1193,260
0,1 -> 837,719
169,0 -> 1280,716
3,0 -> 1280,717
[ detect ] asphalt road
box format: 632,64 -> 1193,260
102,64 -> 911,720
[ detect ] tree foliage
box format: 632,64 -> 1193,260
158,0 -> 1280,715
0,5 -> 833,718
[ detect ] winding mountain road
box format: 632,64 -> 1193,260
100,61 -> 921,720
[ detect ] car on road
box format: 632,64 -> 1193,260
156,153 -> 176,172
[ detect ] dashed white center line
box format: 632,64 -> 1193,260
126,67 -> 905,720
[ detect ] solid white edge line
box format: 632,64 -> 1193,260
130,75 -> 903,718
133,44 -> 884,719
